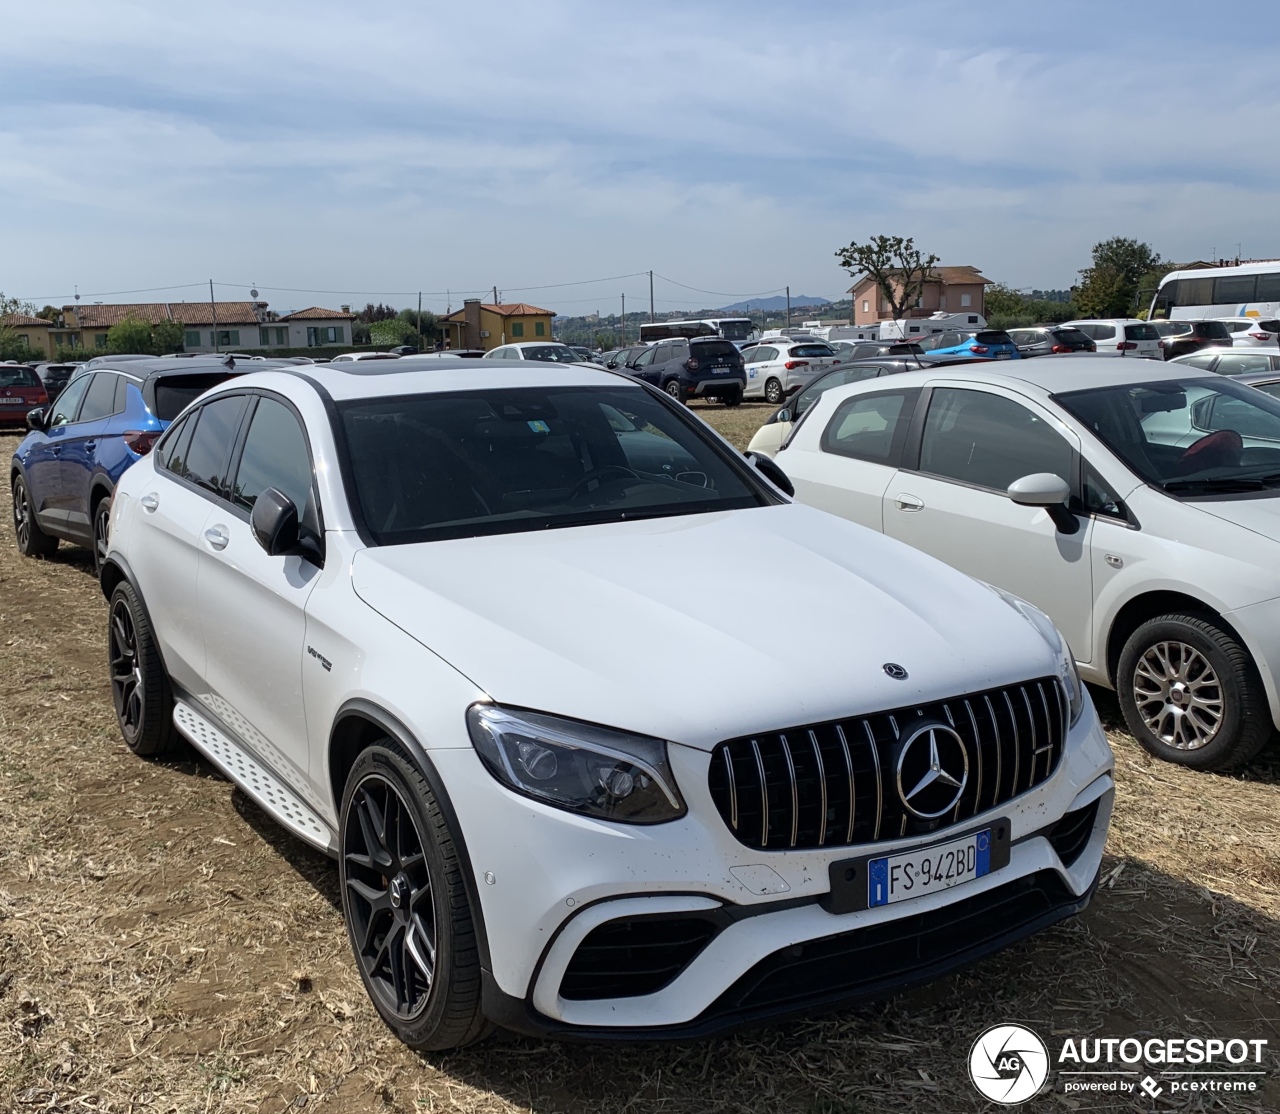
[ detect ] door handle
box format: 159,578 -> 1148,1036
894,493 -> 925,511
204,524 -> 230,551
85,440 -> 96,453
140,493 -> 159,512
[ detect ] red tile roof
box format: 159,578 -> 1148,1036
63,301 -> 271,328
279,306 -> 355,321
847,265 -> 991,294
442,302 -> 554,321
1,314 -> 53,328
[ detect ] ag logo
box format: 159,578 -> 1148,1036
969,1024 -> 1050,1105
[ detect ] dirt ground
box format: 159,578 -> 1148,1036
3,415 -> 1280,1114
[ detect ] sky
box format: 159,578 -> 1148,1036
3,0 -> 1279,317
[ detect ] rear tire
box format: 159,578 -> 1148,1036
1116,613 -> 1272,771
12,474 -> 58,557
339,742 -> 491,1051
93,494 -> 112,577
764,377 -> 784,405
108,581 -> 179,757
665,380 -> 685,404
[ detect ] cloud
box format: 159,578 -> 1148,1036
3,0 -> 1279,309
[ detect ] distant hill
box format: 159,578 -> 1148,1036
718,295 -> 831,312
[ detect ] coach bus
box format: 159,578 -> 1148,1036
1149,261 -> 1280,321
638,317 -> 757,345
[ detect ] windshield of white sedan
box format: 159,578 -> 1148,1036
339,385 -> 770,543
1057,379 -> 1280,495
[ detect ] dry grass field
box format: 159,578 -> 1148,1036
2,412 -> 1280,1113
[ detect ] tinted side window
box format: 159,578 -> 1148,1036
919,388 -> 1074,491
821,390 -> 919,464
174,395 -> 250,496
1215,353 -> 1275,375
48,375 -> 91,427
158,412 -> 195,473
231,398 -> 314,514
77,373 -> 118,422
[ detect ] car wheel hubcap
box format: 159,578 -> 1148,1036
767,381 -> 781,403
1133,640 -> 1223,750
109,599 -> 144,737
13,484 -> 30,548
344,775 -> 436,1020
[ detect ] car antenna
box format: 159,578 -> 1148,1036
222,353 -> 236,369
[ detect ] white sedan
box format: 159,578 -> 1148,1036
743,340 -> 842,403
777,357 -> 1280,772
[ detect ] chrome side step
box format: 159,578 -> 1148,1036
173,700 -> 335,853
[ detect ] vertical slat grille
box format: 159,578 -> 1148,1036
707,677 -> 1067,852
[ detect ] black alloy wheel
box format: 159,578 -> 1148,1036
764,377 -> 784,405
11,474 -> 58,557
93,495 -> 112,576
107,582 -> 177,757
339,744 -> 489,1050
665,380 -> 685,403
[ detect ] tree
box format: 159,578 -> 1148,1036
153,319 -> 185,354
983,284 -> 1078,330
36,305 -> 60,323
398,307 -> 439,341
835,235 -> 939,328
107,317 -> 157,354
370,318 -> 417,346
1075,238 -> 1162,317
0,292 -> 38,361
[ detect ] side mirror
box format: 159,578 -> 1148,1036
745,450 -> 795,497
26,407 -> 48,432
776,408 -> 792,423
250,486 -> 324,564
1007,473 -> 1078,534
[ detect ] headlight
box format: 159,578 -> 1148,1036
985,585 -> 1085,727
466,705 -> 687,823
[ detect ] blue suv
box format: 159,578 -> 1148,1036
10,357 -> 249,572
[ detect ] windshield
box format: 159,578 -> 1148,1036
716,320 -> 753,341
790,343 -> 835,358
338,385 -> 773,544
1057,378 -> 1280,496
1124,324 -> 1160,341
522,345 -> 581,363
0,367 -> 40,388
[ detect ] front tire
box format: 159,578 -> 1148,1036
339,743 -> 490,1051
108,581 -> 178,757
721,387 -> 743,407
12,474 -> 58,557
764,377 -> 784,405
1116,613 -> 1272,771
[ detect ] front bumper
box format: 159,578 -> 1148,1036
432,700 -> 1113,1036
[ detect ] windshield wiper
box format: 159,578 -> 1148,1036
1163,477 -> 1266,494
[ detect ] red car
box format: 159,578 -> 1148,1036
0,364 -> 49,428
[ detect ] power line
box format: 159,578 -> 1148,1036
652,272 -> 788,299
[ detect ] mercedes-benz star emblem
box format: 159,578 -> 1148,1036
883,663 -> 908,680
896,724 -> 969,818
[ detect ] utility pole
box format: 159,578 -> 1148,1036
492,286 -> 498,305
417,291 -> 423,352
649,270 -> 655,322
621,293 -> 626,345
210,279 -> 218,352
786,286 -> 791,329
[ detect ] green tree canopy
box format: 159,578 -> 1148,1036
835,235 -> 939,325
0,292 -> 39,361
370,318 -> 418,346
152,319 -> 185,354
107,317 -> 158,354
1075,238 -> 1162,317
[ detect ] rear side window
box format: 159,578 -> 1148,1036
77,373 -> 119,422
1124,324 -> 1160,341
170,395 -> 249,496
820,389 -> 919,464
152,373 -> 238,422
1214,353 -> 1276,375
1053,328 -> 1093,346
231,398 -> 314,514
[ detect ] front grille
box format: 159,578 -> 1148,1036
560,916 -> 721,1000
708,677 -> 1066,850
708,869 -> 1080,1016
1047,799 -> 1100,868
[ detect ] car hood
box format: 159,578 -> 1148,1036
1190,494 -> 1280,545
350,504 -> 1060,750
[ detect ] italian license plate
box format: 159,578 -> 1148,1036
822,819 -> 1010,914
712,366 -> 732,374
996,352 -> 1012,359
